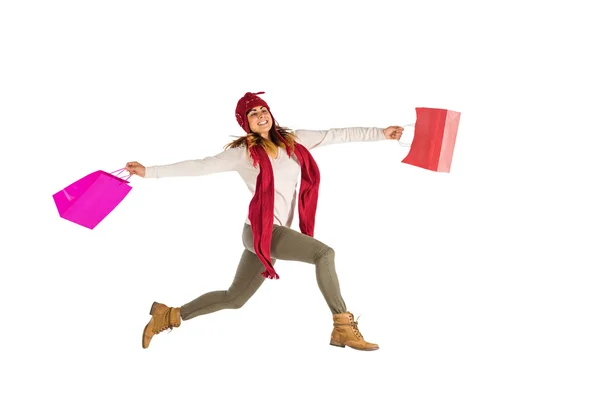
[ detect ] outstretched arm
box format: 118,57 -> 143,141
141,147 -> 244,179
294,127 -> 401,150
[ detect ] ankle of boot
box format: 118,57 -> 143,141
171,307 -> 182,326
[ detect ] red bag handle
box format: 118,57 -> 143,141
398,123 -> 414,147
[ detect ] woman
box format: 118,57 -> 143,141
125,92 -> 404,351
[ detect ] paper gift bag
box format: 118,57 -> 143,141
53,168 -> 132,229
401,107 -> 461,172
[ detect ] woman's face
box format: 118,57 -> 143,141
247,106 -> 272,136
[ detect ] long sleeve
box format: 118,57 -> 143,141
293,127 -> 385,150
144,147 -> 244,179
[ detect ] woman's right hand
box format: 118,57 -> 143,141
125,161 -> 146,177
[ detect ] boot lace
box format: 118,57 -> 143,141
351,315 -> 364,340
152,309 -> 176,334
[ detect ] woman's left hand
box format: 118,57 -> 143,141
383,126 -> 404,140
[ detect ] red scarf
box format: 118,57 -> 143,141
248,140 -> 320,279
236,92 -> 320,279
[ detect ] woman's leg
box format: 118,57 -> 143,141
180,249 -> 273,320
142,229 -> 273,349
243,223 -> 347,315
254,225 -> 377,350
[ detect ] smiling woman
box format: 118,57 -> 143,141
224,95 -> 298,159
248,105 -> 271,134
124,91 -> 405,351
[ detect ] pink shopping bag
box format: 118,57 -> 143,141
52,168 -> 132,229
401,107 -> 461,172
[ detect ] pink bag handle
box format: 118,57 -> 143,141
398,123 -> 415,147
110,167 -> 132,181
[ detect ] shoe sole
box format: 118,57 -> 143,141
142,323 -> 150,349
330,341 -> 379,351
142,301 -> 159,349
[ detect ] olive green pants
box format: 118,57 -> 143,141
180,223 -> 347,320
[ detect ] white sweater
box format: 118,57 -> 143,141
144,127 -> 386,227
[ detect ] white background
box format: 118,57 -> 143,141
1,1 -> 599,399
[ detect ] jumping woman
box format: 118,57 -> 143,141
125,92 -> 404,351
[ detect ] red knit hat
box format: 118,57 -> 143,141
235,92 -> 272,134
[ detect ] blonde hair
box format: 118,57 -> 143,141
224,126 -> 297,159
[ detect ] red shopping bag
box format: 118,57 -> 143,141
52,168 -> 132,229
401,107 -> 461,172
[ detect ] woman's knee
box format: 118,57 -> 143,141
224,275 -> 265,309
313,245 -> 335,264
224,291 -> 250,309
228,296 -> 248,309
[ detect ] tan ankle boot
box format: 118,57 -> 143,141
142,302 -> 181,349
330,312 -> 379,351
